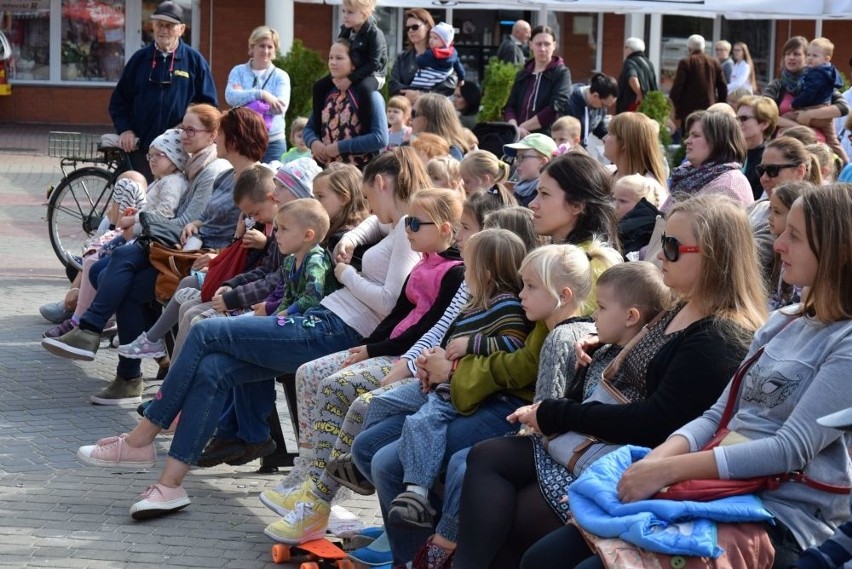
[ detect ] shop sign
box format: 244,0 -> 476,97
0,0 -> 49,10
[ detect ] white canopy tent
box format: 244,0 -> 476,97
296,0 -> 852,19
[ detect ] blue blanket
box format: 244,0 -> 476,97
568,445 -> 774,558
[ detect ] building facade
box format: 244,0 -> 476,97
0,0 -> 848,126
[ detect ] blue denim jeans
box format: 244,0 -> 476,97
263,138 -> 287,164
85,241 -> 160,379
144,305 -> 362,465
351,393 -> 524,564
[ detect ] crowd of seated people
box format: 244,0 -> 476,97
36,6 -> 852,568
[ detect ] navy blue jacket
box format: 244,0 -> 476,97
793,63 -> 844,109
109,40 -> 218,152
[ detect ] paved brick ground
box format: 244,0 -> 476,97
0,125 -> 382,568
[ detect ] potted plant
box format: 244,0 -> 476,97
478,58 -> 521,122
274,40 -> 327,124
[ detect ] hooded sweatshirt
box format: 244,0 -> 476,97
503,56 -> 572,132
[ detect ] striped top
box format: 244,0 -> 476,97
442,292 -> 530,358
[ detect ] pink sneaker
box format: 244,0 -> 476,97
77,434 -> 156,469
130,483 -> 191,520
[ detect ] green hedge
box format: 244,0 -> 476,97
274,40 -> 327,125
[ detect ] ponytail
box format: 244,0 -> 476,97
363,146 -> 431,204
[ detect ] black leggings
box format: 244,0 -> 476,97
312,74 -> 379,135
453,436 -> 563,569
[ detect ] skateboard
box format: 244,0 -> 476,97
271,537 -> 355,568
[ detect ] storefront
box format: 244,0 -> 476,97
0,0 -> 848,126
1,0 -> 197,84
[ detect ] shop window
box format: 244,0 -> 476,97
454,10 -> 531,85
142,0 -> 193,50
61,0 -> 126,82
1,2 -> 51,81
720,18 -> 771,91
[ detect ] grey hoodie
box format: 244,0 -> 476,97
673,308 -> 852,549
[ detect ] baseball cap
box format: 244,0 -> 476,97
504,133 -> 558,158
817,407 -> 852,432
151,1 -> 184,25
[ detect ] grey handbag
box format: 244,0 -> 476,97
544,311 -> 665,476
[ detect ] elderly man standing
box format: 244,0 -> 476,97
496,20 -> 531,65
670,34 -> 727,134
109,1 -> 218,180
616,37 -> 658,113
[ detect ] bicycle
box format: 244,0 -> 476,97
45,132 -> 133,271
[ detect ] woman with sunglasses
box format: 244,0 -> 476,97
454,194 -> 767,569
556,184 -> 852,569
42,103 -> 243,406
389,9 -> 458,105
735,95 -> 780,200
74,147 -> 426,520
666,110 -> 754,209
504,25 -> 572,137
748,136 -> 822,289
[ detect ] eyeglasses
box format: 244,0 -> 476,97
404,216 -> 437,232
756,163 -> 800,178
405,24 -> 422,32
517,153 -> 542,161
176,126 -> 211,138
661,234 -> 700,262
736,115 -> 755,123
148,49 -> 175,85
146,151 -> 167,161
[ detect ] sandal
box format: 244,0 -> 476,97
325,453 -> 375,496
387,491 -> 436,529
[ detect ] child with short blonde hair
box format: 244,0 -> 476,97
611,173 -> 665,220
550,116 -> 582,149
280,117 -> 311,163
386,95 -> 413,149
427,156 -> 463,192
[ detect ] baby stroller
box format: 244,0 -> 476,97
472,122 -> 519,160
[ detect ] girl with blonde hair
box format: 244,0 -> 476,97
427,156 -> 463,193
459,149 -> 512,196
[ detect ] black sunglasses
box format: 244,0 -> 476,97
755,163 -> 799,178
405,216 -> 436,232
405,24 -> 422,32
661,234 -> 700,262
148,49 -> 176,86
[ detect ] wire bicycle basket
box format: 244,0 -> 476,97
48,131 -> 103,160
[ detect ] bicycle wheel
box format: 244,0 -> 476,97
47,167 -> 115,270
